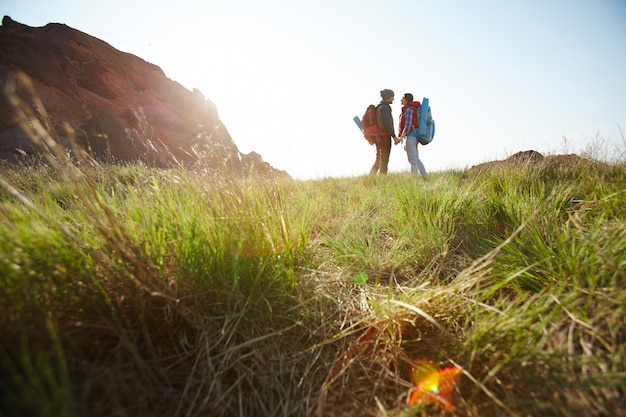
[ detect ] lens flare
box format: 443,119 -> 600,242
407,359 -> 462,412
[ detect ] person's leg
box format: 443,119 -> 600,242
406,136 -> 419,174
370,141 -> 382,174
415,144 -> 427,178
380,136 -> 392,174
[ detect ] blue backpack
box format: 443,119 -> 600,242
415,97 -> 435,145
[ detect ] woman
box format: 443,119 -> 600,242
398,93 -> 427,179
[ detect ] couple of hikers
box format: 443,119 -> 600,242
370,89 -> 427,178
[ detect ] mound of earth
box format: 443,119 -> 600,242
469,150 -> 602,172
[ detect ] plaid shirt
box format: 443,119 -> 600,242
399,104 -> 419,137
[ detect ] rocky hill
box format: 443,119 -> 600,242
0,16 -> 288,179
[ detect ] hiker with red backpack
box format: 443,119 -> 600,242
369,89 -> 399,175
399,93 -> 427,179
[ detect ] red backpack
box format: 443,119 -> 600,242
361,104 -> 380,144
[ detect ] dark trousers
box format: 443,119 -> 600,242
370,136 -> 392,175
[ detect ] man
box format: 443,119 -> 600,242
370,89 -> 398,175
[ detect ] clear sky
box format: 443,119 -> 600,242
3,0 -> 626,179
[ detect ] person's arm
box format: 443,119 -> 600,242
380,105 -> 396,138
401,108 -> 415,137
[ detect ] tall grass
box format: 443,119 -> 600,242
1,73 -> 625,416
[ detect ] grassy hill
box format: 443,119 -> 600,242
1,150 -> 624,417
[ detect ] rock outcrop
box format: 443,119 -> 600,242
469,150 -> 599,172
0,16 -> 289,179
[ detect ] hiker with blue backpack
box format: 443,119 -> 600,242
399,93 -> 429,179
369,89 -> 399,175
